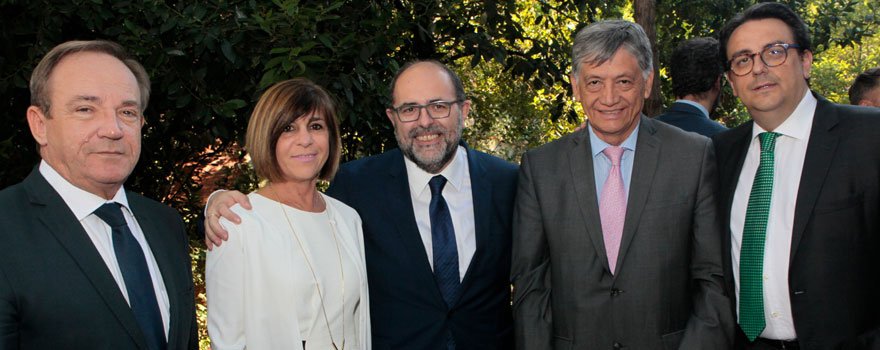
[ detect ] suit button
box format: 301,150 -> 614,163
610,288 -> 622,297
613,341 -> 623,349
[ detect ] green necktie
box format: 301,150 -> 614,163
739,131 -> 780,342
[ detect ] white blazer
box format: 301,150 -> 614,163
206,192 -> 371,350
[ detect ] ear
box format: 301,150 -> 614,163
800,49 -> 813,80
643,69 -> 655,99
460,99 -> 471,123
570,73 -> 580,101
725,72 -> 739,97
386,107 -> 397,126
26,106 -> 49,147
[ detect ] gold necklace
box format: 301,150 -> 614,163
271,185 -> 346,350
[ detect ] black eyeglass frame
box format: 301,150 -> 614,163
727,43 -> 802,76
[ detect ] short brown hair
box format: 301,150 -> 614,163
30,40 -> 151,113
246,78 -> 341,183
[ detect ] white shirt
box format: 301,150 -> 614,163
404,146 -> 476,281
39,160 -> 171,337
730,90 -> 816,340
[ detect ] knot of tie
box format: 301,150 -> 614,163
429,175 -> 447,196
758,132 -> 781,153
94,202 -> 127,228
603,146 -> 625,166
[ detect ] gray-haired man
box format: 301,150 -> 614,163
511,20 -> 733,349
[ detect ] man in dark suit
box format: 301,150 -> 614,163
714,3 -> 880,349
205,60 -> 517,349
655,37 -> 728,137
0,40 -> 198,349
511,20 -> 733,349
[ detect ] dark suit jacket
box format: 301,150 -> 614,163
0,168 -> 198,350
714,93 -> 880,349
655,101 -> 727,137
512,116 -> 734,349
326,145 -> 518,350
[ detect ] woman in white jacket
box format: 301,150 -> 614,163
207,78 -> 370,350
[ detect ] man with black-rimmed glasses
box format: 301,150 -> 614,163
205,60 -> 518,350
713,3 -> 880,349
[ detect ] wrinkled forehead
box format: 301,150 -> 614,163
47,51 -> 141,108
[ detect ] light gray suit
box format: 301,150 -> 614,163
511,116 -> 733,349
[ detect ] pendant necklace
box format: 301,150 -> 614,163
272,185 -> 345,350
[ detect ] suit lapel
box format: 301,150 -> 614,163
382,151 -> 446,305
715,122 -> 753,303
459,146 -> 489,298
23,169 -> 149,349
790,95 -> 840,263
568,129 -> 610,273
617,116 -> 660,274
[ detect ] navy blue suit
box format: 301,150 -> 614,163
655,102 -> 727,137
326,145 -> 518,350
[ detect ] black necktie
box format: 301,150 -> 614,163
93,203 -> 166,350
429,176 -> 459,350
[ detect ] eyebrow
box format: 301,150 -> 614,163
67,95 -> 140,109
581,73 -> 634,81
729,40 -> 788,58
397,98 -> 448,106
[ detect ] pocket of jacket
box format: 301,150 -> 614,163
661,329 -> 685,350
553,334 -> 572,350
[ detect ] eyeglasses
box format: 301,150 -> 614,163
727,43 -> 801,76
389,100 -> 463,122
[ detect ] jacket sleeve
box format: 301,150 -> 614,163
678,139 -> 735,349
510,151 -> 554,350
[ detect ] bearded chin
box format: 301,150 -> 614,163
398,136 -> 457,174
396,126 -> 461,174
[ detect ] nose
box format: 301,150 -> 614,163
296,127 -> 314,147
97,110 -> 123,140
599,83 -> 619,106
415,106 -> 434,128
751,55 -> 769,75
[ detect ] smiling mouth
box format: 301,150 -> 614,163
595,108 -> 624,116
415,134 -> 440,142
753,82 -> 775,91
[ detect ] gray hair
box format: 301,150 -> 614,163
30,40 -> 151,114
571,20 -> 653,80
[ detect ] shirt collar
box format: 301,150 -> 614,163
588,120 -> 640,157
751,89 -> 816,141
39,160 -> 131,221
675,99 -> 710,118
405,145 -> 468,197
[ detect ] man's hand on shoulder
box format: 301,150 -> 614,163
204,190 -> 251,250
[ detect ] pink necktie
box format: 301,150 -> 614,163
599,146 -> 626,274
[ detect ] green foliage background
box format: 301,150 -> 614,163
1,0 -> 877,347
